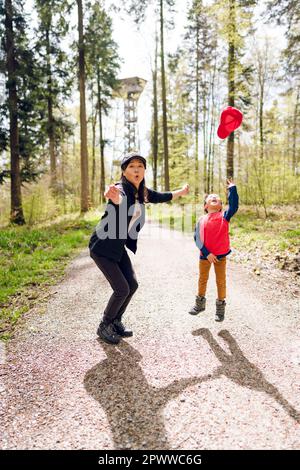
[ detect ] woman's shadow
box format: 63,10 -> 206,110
84,339 -> 221,450
192,328 -> 300,424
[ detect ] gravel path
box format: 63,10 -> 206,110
1,223 -> 299,450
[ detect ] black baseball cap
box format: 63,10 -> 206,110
121,152 -> 147,170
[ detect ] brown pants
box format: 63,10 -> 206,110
198,257 -> 226,300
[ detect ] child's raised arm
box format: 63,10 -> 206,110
223,179 -> 239,222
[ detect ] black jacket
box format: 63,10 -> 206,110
89,177 -> 173,261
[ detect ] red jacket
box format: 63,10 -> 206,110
199,212 -> 230,256
194,185 -> 239,259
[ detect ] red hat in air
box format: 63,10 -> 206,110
217,106 -> 243,139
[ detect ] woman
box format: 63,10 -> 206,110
89,151 -> 189,344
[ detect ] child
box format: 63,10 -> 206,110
189,179 -> 239,321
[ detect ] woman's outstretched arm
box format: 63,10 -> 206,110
171,183 -> 189,201
147,184 -> 189,204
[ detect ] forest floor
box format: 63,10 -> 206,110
1,222 -> 299,450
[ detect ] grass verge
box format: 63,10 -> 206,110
0,212 -> 99,340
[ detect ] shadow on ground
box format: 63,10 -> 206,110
84,329 -> 300,450
192,328 -> 300,425
84,340 -> 219,450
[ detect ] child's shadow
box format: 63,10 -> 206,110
193,328 -> 300,424
84,339 -> 221,450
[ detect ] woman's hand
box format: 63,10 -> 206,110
104,184 -> 122,205
207,253 -> 218,264
172,183 -> 190,201
181,183 -> 190,196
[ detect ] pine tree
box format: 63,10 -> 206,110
267,0 -> 300,175
2,0 -> 25,224
0,0 -> 47,223
34,0 -> 73,191
77,0 -> 89,213
151,26 -> 159,190
214,0 -> 256,179
85,0 -> 120,204
166,52 -> 194,194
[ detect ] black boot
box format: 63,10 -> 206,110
188,295 -> 206,315
113,319 -> 133,337
97,321 -> 121,344
215,299 -> 226,322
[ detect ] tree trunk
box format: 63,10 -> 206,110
77,0 -> 89,213
152,28 -> 158,191
5,0 -> 25,225
208,59 -> 217,193
203,93 -> 208,193
226,0 -> 236,180
160,0 -> 169,191
292,86 -> 299,175
46,26 -> 56,189
259,74 -> 264,161
61,138 -> 67,214
91,84 -> 97,205
97,66 -> 105,205
195,18 -> 200,199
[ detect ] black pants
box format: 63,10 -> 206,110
90,249 -> 138,325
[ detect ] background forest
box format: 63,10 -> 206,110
0,0 -> 299,225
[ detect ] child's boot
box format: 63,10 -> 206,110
188,295 -> 206,315
215,299 -> 226,322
